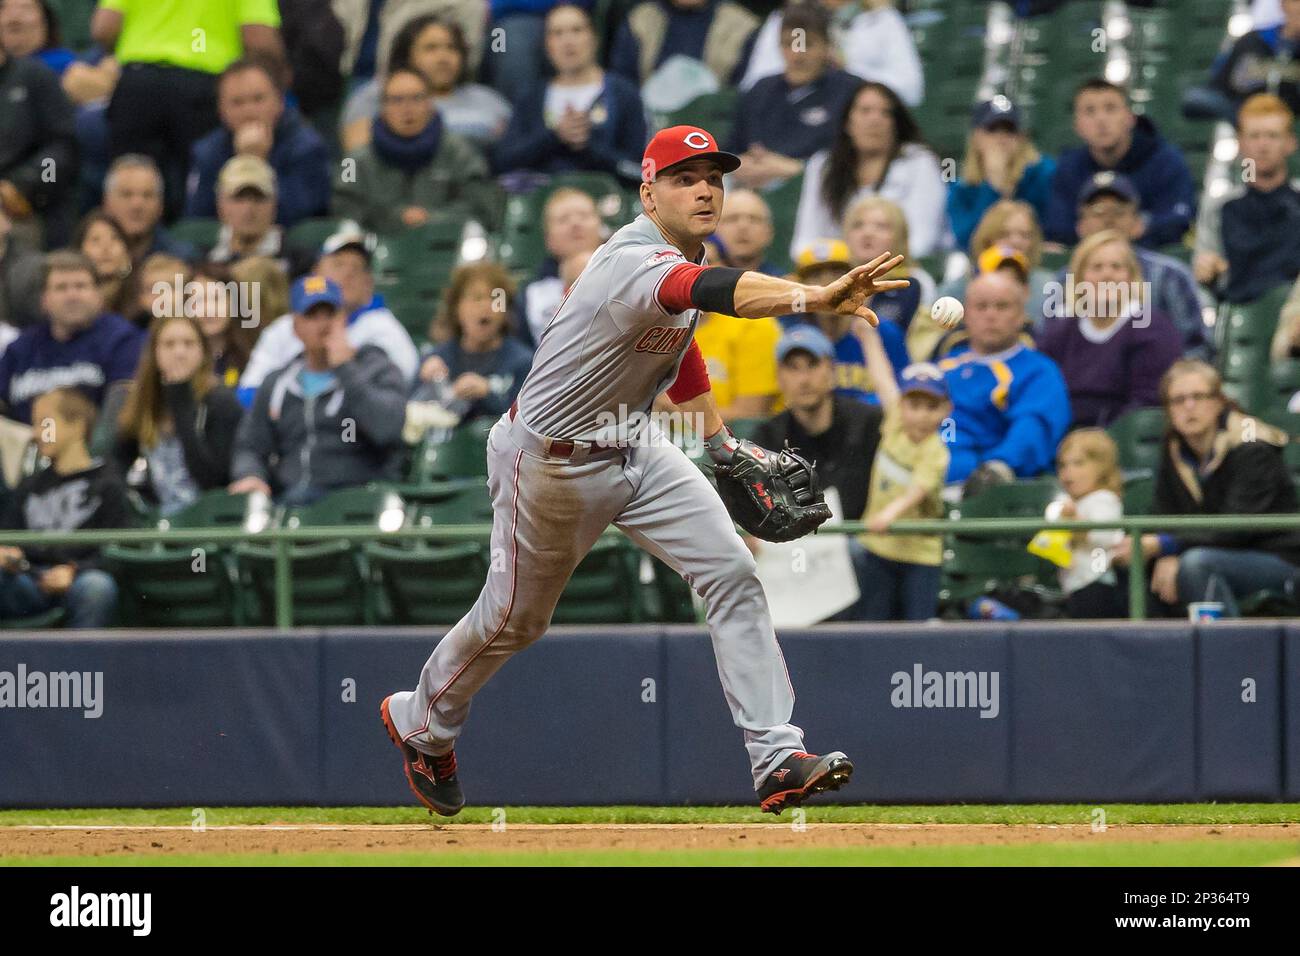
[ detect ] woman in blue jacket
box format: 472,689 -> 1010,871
492,3 -> 647,185
947,97 -> 1055,252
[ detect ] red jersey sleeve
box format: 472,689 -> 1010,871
666,338 -> 711,403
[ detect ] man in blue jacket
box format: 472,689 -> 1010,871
938,271 -> 1070,485
1043,78 -> 1195,249
185,55 -> 330,226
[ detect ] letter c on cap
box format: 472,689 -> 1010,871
684,131 -> 710,149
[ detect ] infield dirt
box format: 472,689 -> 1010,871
3,823 -> 1297,861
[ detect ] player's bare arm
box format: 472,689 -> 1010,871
731,252 -> 910,325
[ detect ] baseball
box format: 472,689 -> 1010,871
931,296 -> 964,329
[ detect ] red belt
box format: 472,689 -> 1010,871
509,401 -> 576,458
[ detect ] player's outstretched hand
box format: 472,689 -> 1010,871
812,251 -> 910,326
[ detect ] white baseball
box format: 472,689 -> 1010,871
931,296 -> 964,329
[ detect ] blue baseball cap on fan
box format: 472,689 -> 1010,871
291,275 -> 343,314
898,362 -> 950,401
777,325 -> 835,363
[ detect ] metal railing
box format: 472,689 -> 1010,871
7,514 -> 1300,627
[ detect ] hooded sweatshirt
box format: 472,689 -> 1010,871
1044,115 -> 1196,248
231,344 -> 407,498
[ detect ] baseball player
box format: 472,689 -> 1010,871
381,125 -> 908,815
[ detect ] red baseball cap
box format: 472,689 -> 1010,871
641,125 -> 741,183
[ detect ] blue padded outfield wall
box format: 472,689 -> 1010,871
0,622 -> 1296,806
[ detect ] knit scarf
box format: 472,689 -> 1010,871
371,113 -> 443,173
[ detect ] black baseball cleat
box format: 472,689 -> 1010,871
380,695 -> 465,816
757,751 -> 853,814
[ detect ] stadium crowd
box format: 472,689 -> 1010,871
2,0 -> 1300,628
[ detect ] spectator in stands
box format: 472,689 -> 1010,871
1044,79 -> 1195,248
230,255 -> 290,338
483,0 -> 567,108
1270,272 -> 1300,360
334,67 -> 502,234
0,251 -> 143,424
1193,94 -> 1300,304
783,239 -> 909,403
185,56 -> 331,226
1039,229 -> 1181,428
850,349 -> 950,621
728,3 -> 862,191
754,324 -> 882,522
189,261 -> 258,391
114,315 -> 243,516
101,155 -> 197,264
693,307 -> 782,420
937,199 -> 1054,335
1206,0 -> 1300,119
335,1 -> 487,93
95,0 -> 284,220
0,387 -> 123,627
740,0 -> 924,107
74,210 -> 135,318
0,0 -> 75,75
341,14 -> 511,152
843,195 -> 932,333
947,97 -> 1055,253
493,4 -> 647,186
1046,172 -> 1208,357
412,262 -> 532,425
229,275 -> 408,506
791,81 -> 947,259
1045,428 -> 1126,619
0,32 -> 77,248
237,228 -> 419,404
1114,359 -> 1300,617
0,207 -> 43,330
276,0 -> 346,140
205,156 -> 314,279
129,253 -> 189,329
939,270 -> 1071,485
710,187 -> 780,275
516,186 -> 606,348
609,0 -> 759,89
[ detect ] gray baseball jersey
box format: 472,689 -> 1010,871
386,211 -> 807,790
517,214 -> 702,442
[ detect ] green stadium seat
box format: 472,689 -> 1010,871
550,535 -> 646,624
0,607 -> 66,630
100,491 -> 269,627
168,218 -> 221,251
234,487 -> 407,626
365,540 -> 489,625
1106,407 -> 1169,475
286,217 -> 344,254
414,482 -> 494,526
940,478 -> 1061,608
235,538 -> 373,626
1122,474 -> 1155,516
408,419 -> 494,482
664,89 -> 739,145
498,172 -> 630,276
763,173 -> 803,274
103,543 -> 244,627
47,0 -> 95,52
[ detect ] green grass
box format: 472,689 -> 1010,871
5,841 -> 1297,867
3,804 -> 1299,827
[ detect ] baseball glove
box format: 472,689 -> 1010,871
713,441 -> 833,543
